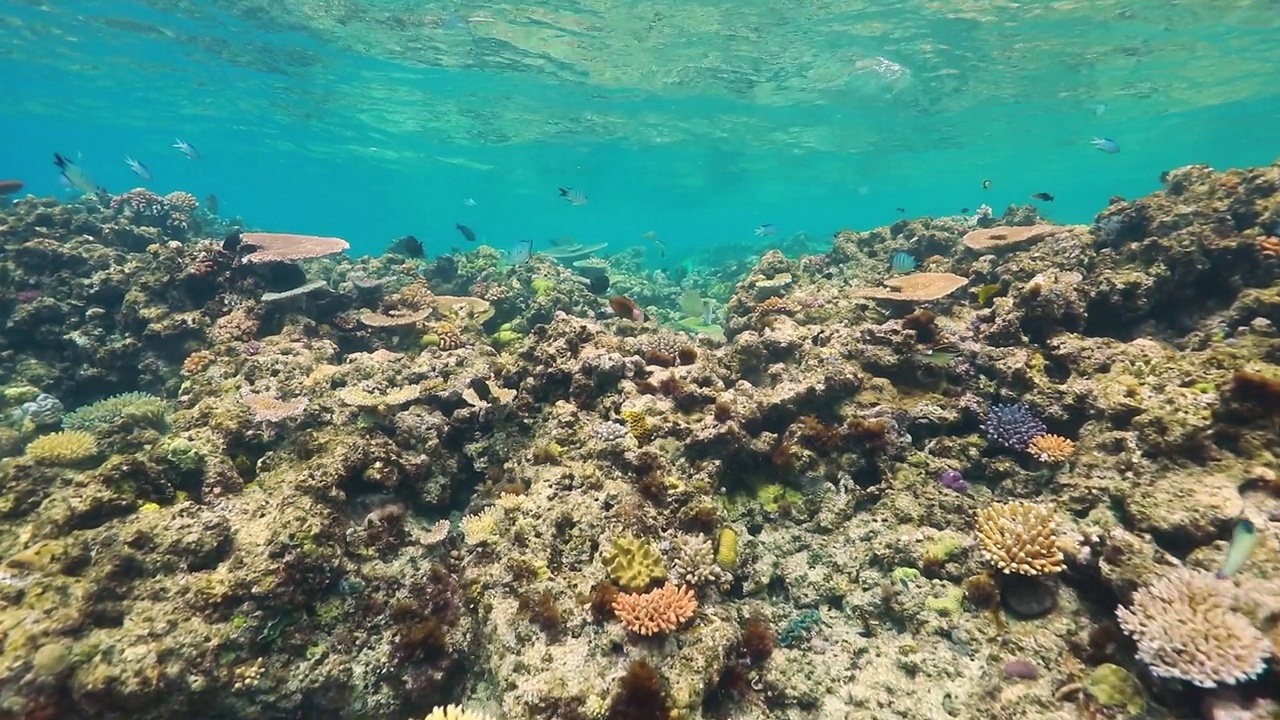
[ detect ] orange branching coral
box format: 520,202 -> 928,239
612,584 -> 698,636
182,350 -> 215,376
1028,434 -> 1075,464
1258,236 -> 1280,259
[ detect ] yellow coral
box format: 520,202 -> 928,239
459,507 -> 502,546
25,430 -> 99,466
620,410 -> 653,444
1028,434 -> 1075,464
603,536 -> 666,590
975,501 -> 1065,576
715,527 -> 739,570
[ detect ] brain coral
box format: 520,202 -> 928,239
975,501 -> 1065,576
1117,567 -> 1270,688
603,536 -> 666,591
26,430 -> 99,466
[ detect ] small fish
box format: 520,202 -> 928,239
755,224 -> 777,237
960,207 -> 971,213
53,153 -> 98,194
588,275 -> 610,294
1030,192 -> 1055,202
642,230 -> 658,240
124,156 -> 152,180
221,230 -> 243,253
0,180 -> 23,196
205,194 -> 219,214
982,179 -> 991,189
914,343 -> 961,366
1217,518 -> 1259,579
173,139 -> 200,159
895,207 -> 906,213
558,187 -> 588,205
462,197 -> 476,207
388,235 -> 424,259
1090,137 -> 1120,154
1159,170 -> 1171,183
455,223 -> 476,242
1093,103 -> 1107,117
889,251 -> 917,274
506,238 -> 534,265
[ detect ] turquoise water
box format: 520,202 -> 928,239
2,0 -> 1278,260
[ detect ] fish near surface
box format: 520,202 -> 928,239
558,187 -> 588,205
173,138 -> 200,159
1090,137 -> 1120,153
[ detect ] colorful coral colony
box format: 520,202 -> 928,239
1,161 -> 1279,720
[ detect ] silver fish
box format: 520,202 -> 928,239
53,153 -> 98,194
125,156 -> 152,180
558,187 -> 588,205
173,138 -> 200,160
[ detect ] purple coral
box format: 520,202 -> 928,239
981,402 -> 1047,451
938,469 -> 968,494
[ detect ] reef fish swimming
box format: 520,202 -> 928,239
125,156 -> 152,180
0,180 -> 23,196
1030,192 -> 1055,202
890,251 -> 917,273
1090,137 -> 1120,154
755,224 -> 777,237
53,153 -> 99,194
173,138 -> 200,159
455,223 -> 477,242
558,187 -> 588,205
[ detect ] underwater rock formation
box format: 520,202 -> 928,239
2,160 -> 1280,720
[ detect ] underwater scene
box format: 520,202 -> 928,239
2,1 -> 1280,719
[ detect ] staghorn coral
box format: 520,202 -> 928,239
603,536 -> 666,591
25,430 -> 99,466
974,501 -> 1065,576
1027,434 -> 1075,463
1116,568 -> 1269,688
611,584 -> 697,636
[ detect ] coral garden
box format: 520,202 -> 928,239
2,161 -> 1280,720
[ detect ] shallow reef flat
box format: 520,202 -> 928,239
1,162 -> 1280,720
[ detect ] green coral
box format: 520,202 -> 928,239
923,533 -> 965,564
63,392 -> 170,432
890,567 -> 921,586
1085,663 -> 1146,716
602,536 -> 666,591
925,586 -> 965,616
756,483 -> 804,513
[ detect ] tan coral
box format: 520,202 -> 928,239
753,296 -> 800,317
360,308 -> 432,328
1028,434 -> 1076,463
854,273 -> 969,302
1117,567 -> 1269,688
975,501 -> 1065,576
611,584 -> 697,635
961,224 -> 1072,252
1258,235 -> 1280,258
240,232 -> 350,263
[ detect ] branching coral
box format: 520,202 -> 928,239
25,430 -> 99,466
611,584 -> 697,635
1028,434 -> 1075,463
1117,568 -> 1269,688
975,501 -> 1065,576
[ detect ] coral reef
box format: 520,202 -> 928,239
2,159 -> 1280,720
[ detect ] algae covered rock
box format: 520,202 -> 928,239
1084,663 -> 1146,716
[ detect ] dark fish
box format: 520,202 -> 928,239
455,223 -> 476,242
609,295 -> 644,322
895,207 -> 906,213
1159,170 -> 1171,183
468,378 -> 493,402
388,235 -> 424,259
1108,195 -> 1126,205
1030,192 -> 1055,202
982,179 -> 991,189
0,180 -> 23,196
558,187 -> 588,205
206,194 -> 219,215
588,275 -> 610,294
221,230 -> 242,253
960,207 -> 970,213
